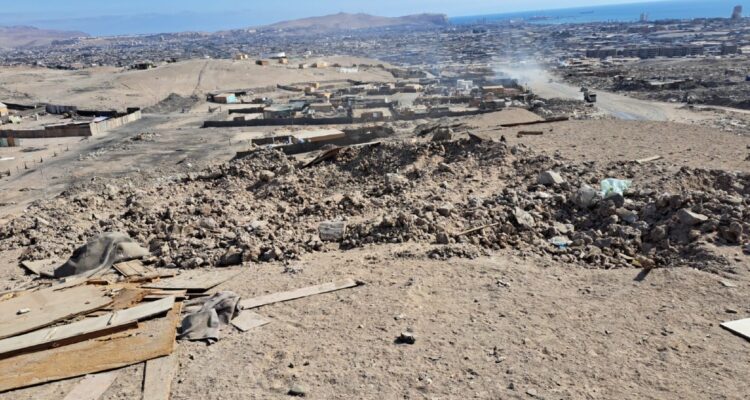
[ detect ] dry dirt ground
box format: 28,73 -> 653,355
0,56 -> 394,109
0,65 -> 749,399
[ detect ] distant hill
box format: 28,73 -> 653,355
0,26 -> 88,49
267,12 -> 449,32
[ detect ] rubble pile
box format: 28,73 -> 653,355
531,97 -> 602,120
2,138 -> 748,272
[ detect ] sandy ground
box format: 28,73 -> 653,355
2,246 -> 749,400
0,64 -> 749,400
0,56 -> 394,110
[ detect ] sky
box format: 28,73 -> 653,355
0,0 -> 674,35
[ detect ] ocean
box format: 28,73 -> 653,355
451,0 -> 750,25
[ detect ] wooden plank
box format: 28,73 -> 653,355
0,296 -> 175,358
721,318 -> 750,341
20,259 -> 58,278
142,354 -> 178,400
0,285 -> 112,340
0,302 -> 181,392
231,311 -> 271,332
239,279 -> 360,310
143,270 -> 241,292
113,260 -> 154,278
635,155 -> 663,164
108,288 -> 149,310
62,371 -> 119,400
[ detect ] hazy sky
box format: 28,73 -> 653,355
1,0 -> 664,20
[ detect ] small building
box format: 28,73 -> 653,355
312,61 -> 328,68
402,83 -> 424,93
256,60 -> 270,66
0,102 -> 8,117
278,57 -> 289,64
353,108 -> 392,122
299,63 -> 309,69
132,61 -> 156,70
291,128 -> 345,143
263,102 -> 307,119
234,53 -> 249,60
308,103 -> 335,113
213,93 -> 238,104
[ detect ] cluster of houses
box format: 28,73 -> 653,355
205,68 -> 529,127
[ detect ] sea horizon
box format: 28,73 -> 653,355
451,0 -> 750,25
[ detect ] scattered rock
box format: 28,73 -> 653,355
395,331 -> 416,345
677,209 -> 709,226
287,384 -> 306,397
537,170 -> 564,186
573,184 -> 599,209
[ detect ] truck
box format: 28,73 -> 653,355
581,87 -> 597,103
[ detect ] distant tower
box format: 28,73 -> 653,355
639,12 -> 649,22
731,5 -> 743,20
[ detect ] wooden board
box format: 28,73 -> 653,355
721,318 -> 750,341
0,302 -> 181,392
0,296 -> 175,358
239,279 -> 360,310
143,354 -> 178,400
0,284 -> 112,340
231,311 -> 271,332
20,259 -> 58,278
113,260 -> 155,278
62,371 -> 119,400
143,269 -> 241,292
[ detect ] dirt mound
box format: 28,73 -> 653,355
142,93 -> 200,114
1,138 -> 748,274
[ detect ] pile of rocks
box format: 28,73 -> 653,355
1,138 -> 747,273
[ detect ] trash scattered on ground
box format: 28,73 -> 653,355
721,318 -> 750,341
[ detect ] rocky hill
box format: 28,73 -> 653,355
267,12 -> 449,32
0,26 -> 88,49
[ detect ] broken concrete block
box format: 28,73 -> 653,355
319,221 -> 347,242
537,170 -> 564,186
677,209 -> 708,226
513,207 -> 535,229
573,184 -> 598,209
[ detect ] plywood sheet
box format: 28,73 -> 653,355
231,311 -> 271,332
0,285 -> 112,339
0,303 -> 181,392
0,297 -> 175,358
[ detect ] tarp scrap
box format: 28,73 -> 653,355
178,291 -> 240,343
54,232 -> 150,278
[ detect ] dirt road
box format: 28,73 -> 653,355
495,62 -> 677,121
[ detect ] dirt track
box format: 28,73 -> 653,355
494,62 -> 694,121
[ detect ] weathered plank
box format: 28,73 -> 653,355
0,285 -> 112,339
143,354 -> 178,400
113,260 -> 155,278
239,279 -> 360,310
0,296 -> 175,358
231,311 -> 271,332
143,269 -> 240,292
62,371 -> 119,400
20,259 -> 58,278
635,155 -> 663,164
0,302 -> 181,392
721,318 -> 750,341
